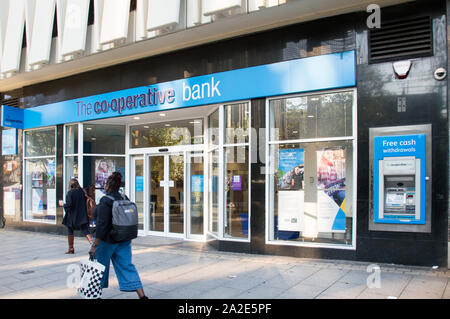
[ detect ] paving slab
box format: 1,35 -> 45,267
0,229 -> 448,299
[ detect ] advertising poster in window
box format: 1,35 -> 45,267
32,188 -> 44,214
4,191 -> 16,216
277,149 -> 305,231
47,189 -> 56,218
316,147 -> 346,232
2,128 -> 16,155
95,159 -> 115,188
46,159 -> 56,187
191,175 -> 204,193
278,149 -> 304,190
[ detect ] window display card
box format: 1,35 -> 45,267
277,190 -> 304,231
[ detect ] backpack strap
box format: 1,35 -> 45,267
105,195 -> 115,201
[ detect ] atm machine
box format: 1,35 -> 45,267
377,156 -> 420,223
369,125 -> 431,232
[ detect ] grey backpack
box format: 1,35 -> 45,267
106,195 -> 138,242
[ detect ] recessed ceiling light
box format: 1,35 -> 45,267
159,113 -> 166,117
165,124 -> 171,127
133,116 -> 140,120
91,137 -> 97,140
143,126 -> 149,129
86,127 -> 92,130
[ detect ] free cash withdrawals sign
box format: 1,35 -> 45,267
373,134 -> 426,224
1,51 -> 355,129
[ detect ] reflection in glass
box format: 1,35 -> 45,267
149,156 -> 164,232
208,109 -> 219,146
169,155 -> 184,234
25,129 -> 56,157
65,156 -> 78,185
65,124 -> 78,154
24,158 -> 57,223
208,150 -> 219,234
270,91 -> 353,141
189,154 -> 204,236
82,156 -> 125,203
83,124 -> 125,154
130,119 -> 203,148
133,158 -> 144,230
270,140 -> 353,245
224,146 -> 249,238
224,103 -> 249,144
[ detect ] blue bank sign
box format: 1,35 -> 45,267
2,51 -> 355,129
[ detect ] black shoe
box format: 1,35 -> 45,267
140,296 -> 149,299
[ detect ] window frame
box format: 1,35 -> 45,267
23,126 -> 57,224
206,101 -> 252,242
265,88 -> 357,250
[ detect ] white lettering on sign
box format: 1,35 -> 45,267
382,139 -> 416,147
183,77 -> 221,101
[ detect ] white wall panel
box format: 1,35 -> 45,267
0,1 -> 9,74
28,0 -> 56,66
99,0 -> 130,45
202,0 -> 242,16
135,0 -> 149,40
61,0 -> 90,56
1,0 -> 26,74
187,0 -> 211,27
90,0 -> 104,52
147,0 -> 180,31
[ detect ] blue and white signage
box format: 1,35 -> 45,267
2,128 -> 17,155
1,51 -> 355,129
373,134 -> 426,224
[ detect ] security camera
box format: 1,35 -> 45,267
434,68 -> 447,81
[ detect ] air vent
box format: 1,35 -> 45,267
1,89 -> 23,108
369,16 -> 432,63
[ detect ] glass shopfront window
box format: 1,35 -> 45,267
24,128 -> 57,224
83,156 -> 125,204
224,146 -> 249,239
83,124 -> 125,154
130,119 -> 203,148
268,90 -> 355,247
64,123 -> 126,205
208,149 -> 219,235
207,102 -> 250,240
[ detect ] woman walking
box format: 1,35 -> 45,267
89,172 -> 148,299
62,178 -> 92,254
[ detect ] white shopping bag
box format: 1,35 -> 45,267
77,258 -> 106,299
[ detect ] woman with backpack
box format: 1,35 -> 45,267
62,178 -> 93,254
89,171 -> 148,299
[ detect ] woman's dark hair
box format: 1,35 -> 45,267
69,178 -> 81,190
105,172 -> 122,193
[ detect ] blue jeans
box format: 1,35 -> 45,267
94,240 -> 143,291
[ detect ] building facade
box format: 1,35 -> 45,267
0,0 -> 448,267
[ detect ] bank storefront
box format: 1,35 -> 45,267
2,51 -> 356,246
1,1 -> 448,267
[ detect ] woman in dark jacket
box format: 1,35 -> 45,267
89,172 -> 148,299
62,178 -> 92,254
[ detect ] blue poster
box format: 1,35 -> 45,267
135,176 -> 144,192
278,149 -> 304,190
191,175 -> 204,193
2,128 -> 16,155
